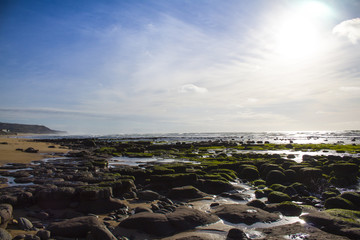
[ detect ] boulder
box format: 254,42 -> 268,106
166,206 -> 219,232
246,200 -> 266,209
196,179 -> 234,194
213,204 -> 280,225
0,228 -> 11,240
118,212 -> 174,236
36,230 -> 51,240
18,217 -> 33,230
302,209 -> 360,239
118,206 -> 219,236
340,192 -> 360,208
266,170 -> 285,185
77,197 -> 128,214
227,228 -> 250,239
0,204 -> 13,228
137,190 -> 162,201
168,186 -> 208,200
267,191 -> 291,203
87,225 -> 117,240
48,216 -> 103,238
324,197 -> 356,210
240,166 -> 259,181
265,202 -> 302,216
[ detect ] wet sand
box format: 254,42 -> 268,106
0,135 -> 69,166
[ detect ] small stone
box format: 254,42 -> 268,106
36,230 -> 51,240
18,217 -> 34,230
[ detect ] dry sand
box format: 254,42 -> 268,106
0,135 -> 69,166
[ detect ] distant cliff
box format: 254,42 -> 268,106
0,122 -> 66,134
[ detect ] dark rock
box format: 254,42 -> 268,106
87,225 -> 117,240
134,207 -> 152,213
340,192 -> 360,208
0,204 -> 13,228
77,197 -> 128,215
213,204 -> 280,225
48,216 -> 102,238
302,209 -> 360,239
196,179 -> 234,194
137,190 -> 162,201
246,200 -> 266,209
220,192 -> 250,201
166,206 -> 219,232
0,228 -> 11,240
24,147 -> 38,153
265,202 -> 302,216
36,230 -> 51,240
118,212 -> 174,236
168,186 -> 208,199
18,217 -> 33,230
118,206 -> 218,236
227,228 -> 249,239
240,166 -> 259,181
266,170 -> 285,185
267,191 -> 291,203
324,197 -> 356,210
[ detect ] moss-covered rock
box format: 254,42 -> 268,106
322,191 -> 338,200
252,179 -> 266,186
168,185 -> 208,200
266,170 -> 286,185
270,184 -> 286,192
267,191 -> 291,203
324,197 -> 356,210
240,166 -> 259,181
340,192 -> 360,208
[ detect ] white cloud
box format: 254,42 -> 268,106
333,18 -> 360,44
178,84 -> 208,94
340,86 -> 360,92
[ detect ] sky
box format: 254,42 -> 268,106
0,0 -> 360,134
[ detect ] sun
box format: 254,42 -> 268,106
273,1 -> 331,59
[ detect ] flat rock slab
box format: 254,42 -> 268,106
212,204 -> 280,225
48,216 -> 103,238
118,206 -> 219,236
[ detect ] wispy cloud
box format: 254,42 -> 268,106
333,18 -> 360,44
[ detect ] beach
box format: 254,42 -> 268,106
0,135 -> 69,166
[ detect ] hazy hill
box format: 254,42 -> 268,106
0,122 -> 65,134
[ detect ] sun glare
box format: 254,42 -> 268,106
273,1 -> 331,59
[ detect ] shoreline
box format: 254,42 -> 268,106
0,135 -> 69,167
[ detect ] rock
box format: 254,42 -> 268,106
267,191 -> 291,203
265,202 -> 302,216
246,200 -> 266,209
196,179 -> 234,194
324,197 -> 356,210
168,186 -> 208,200
137,190 -> 162,201
266,170 -> 285,185
166,206 -> 219,232
340,192 -> 360,208
24,147 -> 38,153
213,204 -> 280,225
302,209 -> 360,239
18,217 -> 33,230
240,166 -> 259,181
118,206 -> 219,236
0,228 -> 12,240
134,207 -> 152,213
48,216 -> 102,238
118,212 -> 174,236
0,204 -> 13,228
36,230 -> 51,240
87,225 -> 117,240
227,228 -> 249,240
77,197 -> 128,214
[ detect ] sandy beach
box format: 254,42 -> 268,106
0,135 -> 69,166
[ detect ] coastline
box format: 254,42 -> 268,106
0,135 -> 69,166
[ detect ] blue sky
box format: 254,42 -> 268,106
1,0 -> 360,134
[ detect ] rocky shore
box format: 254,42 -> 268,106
0,138 -> 359,239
